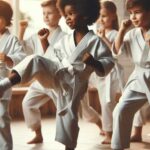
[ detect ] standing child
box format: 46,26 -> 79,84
19,0 -> 65,144
0,0 -> 115,149
111,0 -> 150,149
0,1 -> 25,150
96,0 -> 124,144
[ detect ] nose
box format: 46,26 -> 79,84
65,15 -> 70,21
130,13 -> 136,20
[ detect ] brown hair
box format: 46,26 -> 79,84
101,1 -> 119,30
0,0 -> 13,26
126,0 -> 150,11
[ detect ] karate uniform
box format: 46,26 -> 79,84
96,30 -> 124,132
22,27 -> 65,130
81,73 -> 101,123
0,29 -> 25,150
133,102 -> 150,127
111,28 -> 150,149
13,30 -> 114,148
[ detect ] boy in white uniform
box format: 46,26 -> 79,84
0,1 -> 26,150
0,0 -> 114,149
111,0 -> 150,149
19,0 -> 65,144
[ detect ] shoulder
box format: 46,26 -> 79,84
6,31 -> 19,43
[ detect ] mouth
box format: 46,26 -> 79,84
66,22 -> 73,28
132,21 -> 138,25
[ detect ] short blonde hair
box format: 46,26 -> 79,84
41,0 -> 57,7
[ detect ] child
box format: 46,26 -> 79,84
96,1 -> 124,144
111,0 -> 150,149
0,0 -> 114,149
0,1 -> 26,150
19,0 -> 65,144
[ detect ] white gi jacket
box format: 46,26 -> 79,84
0,29 -> 26,100
97,30 -> 124,103
114,28 -> 150,101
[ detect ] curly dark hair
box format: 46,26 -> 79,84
57,0 -> 100,25
126,0 -> 150,11
0,0 -> 13,26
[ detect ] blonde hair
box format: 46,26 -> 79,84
101,0 -> 119,30
41,0 -> 57,7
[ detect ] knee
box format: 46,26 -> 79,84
22,99 -> 32,110
0,111 -> 10,128
112,103 -> 128,120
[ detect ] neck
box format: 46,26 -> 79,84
141,27 -> 150,41
74,27 -> 89,46
75,26 -> 89,35
105,27 -> 113,33
0,28 -> 7,36
48,25 -> 59,32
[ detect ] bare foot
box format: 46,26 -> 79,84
100,130 -> 105,136
101,136 -> 111,144
130,135 -> 142,142
27,135 -> 43,144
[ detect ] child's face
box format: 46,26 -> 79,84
128,5 -> 150,29
42,5 -> 61,28
97,7 -> 115,29
63,5 -> 84,30
0,16 -> 6,33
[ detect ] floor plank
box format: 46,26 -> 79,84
11,118 -> 150,150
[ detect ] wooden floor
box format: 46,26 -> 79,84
11,117 -> 150,150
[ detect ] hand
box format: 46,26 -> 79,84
82,52 -> 94,65
0,53 -> 6,62
38,28 -> 50,41
97,27 -> 105,38
120,19 -> 132,32
19,20 -> 28,30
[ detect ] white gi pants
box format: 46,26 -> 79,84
13,55 -> 86,148
133,102 -> 150,127
22,81 -> 57,130
0,100 -> 12,150
111,88 -> 147,149
81,92 -> 100,123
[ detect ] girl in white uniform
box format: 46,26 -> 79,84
0,1 -> 26,150
96,1 -> 124,144
111,0 -> 150,149
0,0 -> 115,149
19,0 -> 65,144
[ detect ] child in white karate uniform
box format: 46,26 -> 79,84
20,0 -> 103,144
0,0 -> 115,149
96,1 -> 124,144
111,0 -> 150,149
19,0 -> 65,144
0,1 -> 26,150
